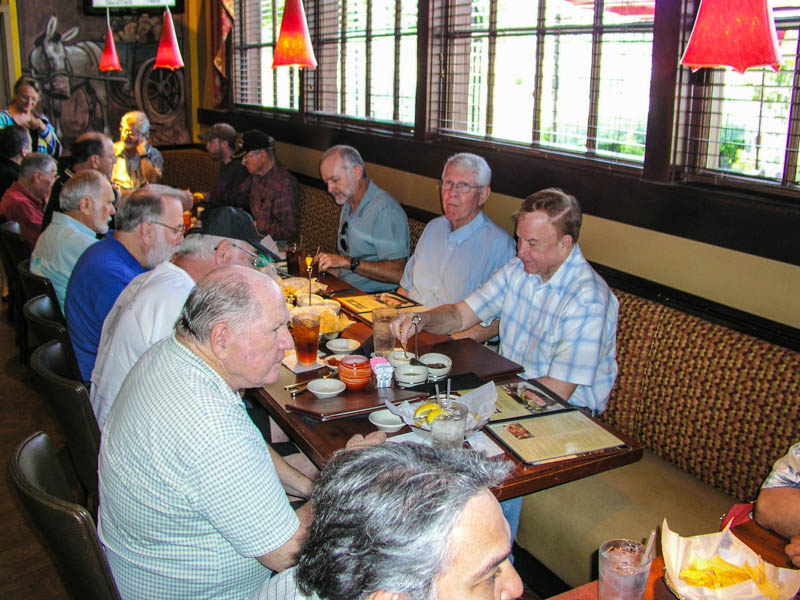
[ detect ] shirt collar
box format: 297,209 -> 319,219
51,210 -> 96,237
449,211 -> 487,243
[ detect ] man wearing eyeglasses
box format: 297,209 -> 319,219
398,153 -> 514,339
235,129 -> 299,241
111,110 -> 163,193
317,145 -> 410,292
90,206 -> 274,429
0,151 -> 56,247
65,184 -> 186,382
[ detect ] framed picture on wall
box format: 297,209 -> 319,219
83,0 -> 185,16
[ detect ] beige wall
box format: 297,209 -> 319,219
276,141 -> 800,329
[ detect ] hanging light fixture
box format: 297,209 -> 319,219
99,8 -> 122,72
272,0 -> 317,69
154,5 -> 185,70
680,0 -> 782,74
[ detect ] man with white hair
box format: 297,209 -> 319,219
31,169 -> 116,310
398,152 -> 514,339
65,184 -> 185,381
98,266 -> 383,600
90,206 -> 272,429
255,443 -> 523,600
0,152 -> 57,246
112,110 -> 163,192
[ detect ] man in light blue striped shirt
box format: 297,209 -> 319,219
392,188 -> 619,416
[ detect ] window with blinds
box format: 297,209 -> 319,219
675,2 -> 800,191
233,0 -> 417,125
431,0 -> 655,163
233,0 -> 301,110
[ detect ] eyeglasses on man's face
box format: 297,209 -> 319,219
230,243 -> 272,269
439,180 -> 483,195
149,221 -> 185,236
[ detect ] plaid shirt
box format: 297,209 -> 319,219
233,163 -> 299,240
466,245 -> 619,414
762,443 -> 800,489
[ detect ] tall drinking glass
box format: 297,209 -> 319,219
292,312 -> 321,364
598,539 -> 652,600
372,307 -> 398,357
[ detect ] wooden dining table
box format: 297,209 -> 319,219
251,273 -> 644,501
547,520 -> 797,600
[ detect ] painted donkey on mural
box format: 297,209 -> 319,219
28,15 -> 111,138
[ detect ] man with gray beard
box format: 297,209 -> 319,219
65,184 -> 185,382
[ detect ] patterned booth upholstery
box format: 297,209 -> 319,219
517,288 -> 800,587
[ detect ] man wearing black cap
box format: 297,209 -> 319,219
90,206 -> 275,429
229,129 -> 299,241
201,123 -> 249,205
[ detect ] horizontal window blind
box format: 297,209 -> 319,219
431,0 -> 655,164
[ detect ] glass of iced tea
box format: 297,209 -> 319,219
292,312 -> 321,364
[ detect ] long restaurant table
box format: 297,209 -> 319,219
252,273 -> 644,501
548,520 -> 796,600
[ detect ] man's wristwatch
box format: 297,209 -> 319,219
349,256 -> 360,272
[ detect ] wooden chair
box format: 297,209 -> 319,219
29,341 -> 100,515
9,431 -> 120,600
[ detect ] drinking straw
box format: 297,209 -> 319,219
642,528 -> 656,563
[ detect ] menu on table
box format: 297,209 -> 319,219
485,380 -> 626,464
338,292 -> 427,323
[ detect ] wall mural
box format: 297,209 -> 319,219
17,3 -> 190,152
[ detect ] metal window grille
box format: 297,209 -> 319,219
431,0 -> 655,164
674,1 -> 800,193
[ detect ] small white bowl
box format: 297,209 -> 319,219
324,355 -> 341,371
420,353 -> 452,380
326,337 -> 360,354
369,409 -> 405,433
394,364 -> 429,387
307,378 -> 346,399
296,293 -> 325,307
386,349 -> 413,369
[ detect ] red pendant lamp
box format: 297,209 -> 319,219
99,8 -> 122,72
680,0 -> 782,74
154,5 -> 185,70
272,0 -> 317,69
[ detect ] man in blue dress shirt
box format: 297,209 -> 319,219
398,153 -> 515,339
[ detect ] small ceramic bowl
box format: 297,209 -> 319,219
296,293 -> 326,307
386,349 -> 413,369
324,355 -> 341,371
420,352 -> 452,380
368,409 -> 406,433
338,355 -> 372,390
394,364 -> 429,387
307,378 -> 346,399
326,337 -> 360,355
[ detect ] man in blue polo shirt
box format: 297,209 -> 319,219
65,184 -> 185,382
316,145 -> 409,292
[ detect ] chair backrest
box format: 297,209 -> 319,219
9,432 -> 121,600
0,220 -> 25,322
23,294 -> 81,379
30,341 -> 101,510
18,258 -> 64,323
0,219 -> 31,266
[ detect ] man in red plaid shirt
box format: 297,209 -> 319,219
232,130 -> 299,241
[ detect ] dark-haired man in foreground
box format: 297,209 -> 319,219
255,442 -> 523,600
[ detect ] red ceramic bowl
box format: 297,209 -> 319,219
338,355 -> 371,390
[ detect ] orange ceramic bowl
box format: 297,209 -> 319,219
338,355 -> 371,390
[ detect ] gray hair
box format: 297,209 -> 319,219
19,152 -> 56,178
175,268 -> 259,343
121,110 -> 150,136
297,443 -> 513,600
176,233 -> 227,259
442,152 -> 491,187
59,170 -> 109,212
113,187 -> 169,232
514,187 -> 582,243
321,145 -> 367,179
